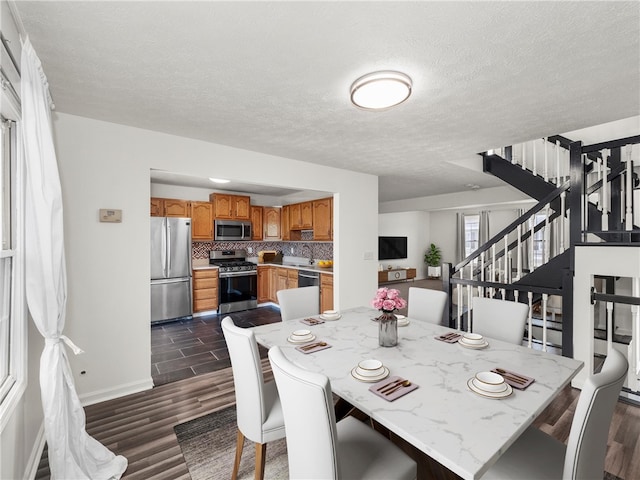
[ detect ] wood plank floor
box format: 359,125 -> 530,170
36,303 -> 640,479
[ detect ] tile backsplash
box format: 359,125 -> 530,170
193,241 -> 333,260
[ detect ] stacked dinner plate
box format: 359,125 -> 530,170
320,310 -> 341,321
396,314 -> 410,327
467,371 -> 512,398
287,329 -> 316,344
351,358 -> 389,382
458,332 -> 489,349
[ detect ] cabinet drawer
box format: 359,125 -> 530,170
194,288 -> 217,301
194,277 -> 218,290
194,298 -> 218,311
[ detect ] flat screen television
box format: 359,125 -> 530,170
378,236 -> 408,260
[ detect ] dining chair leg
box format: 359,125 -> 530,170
231,429 -> 245,480
254,442 -> 267,480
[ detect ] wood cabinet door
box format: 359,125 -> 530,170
313,197 -> 332,241
287,269 -> 298,289
320,274 -> 334,312
150,198 -> 164,217
234,195 -> 251,220
276,268 -> 289,297
257,266 -> 270,303
281,205 -> 291,241
164,199 -> 190,217
191,201 -> 213,240
300,201 -> 313,229
290,203 -> 302,229
251,206 -> 264,240
269,267 -> 278,302
211,194 -> 233,219
263,207 -> 281,241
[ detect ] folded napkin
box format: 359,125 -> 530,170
491,368 -> 535,390
435,332 -> 462,343
300,317 -> 325,326
369,376 -> 419,402
295,341 -> 331,354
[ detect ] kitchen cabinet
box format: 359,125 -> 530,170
287,269 -> 298,288
251,206 -> 264,241
320,273 -> 334,312
313,197 -> 332,241
164,199 -> 190,217
257,266 -> 270,303
210,193 -> 251,220
190,201 -> 213,240
263,207 -> 281,241
150,197 -> 164,216
193,269 -> 218,312
151,197 -> 190,217
269,267 -> 278,302
290,201 -> 313,230
281,205 -> 290,241
276,268 -> 289,296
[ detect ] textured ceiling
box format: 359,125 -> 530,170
14,1 -> 640,203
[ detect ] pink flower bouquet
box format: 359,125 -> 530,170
371,287 -> 407,313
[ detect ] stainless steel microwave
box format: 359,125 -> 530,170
214,219 -> 252,241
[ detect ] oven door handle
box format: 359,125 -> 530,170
219,270 -> 258,278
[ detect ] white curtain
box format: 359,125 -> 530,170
21,37 -> 127,479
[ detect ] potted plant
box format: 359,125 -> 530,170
424,243 -> 442,278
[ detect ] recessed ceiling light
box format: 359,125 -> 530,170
350,71 -> 412,110
209,178 -> 230,184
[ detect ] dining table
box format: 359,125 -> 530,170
251,306 -> 583,480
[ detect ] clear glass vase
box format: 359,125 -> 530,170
378,311 -> 398,347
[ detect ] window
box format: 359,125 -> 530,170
464,214 -> 480,258
0,116 -> 25,426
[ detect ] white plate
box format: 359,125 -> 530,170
398,318 -> 410,327
458,338 -> 489,349
467,378 -> 513,398
287,334 -> 317,344
320,313 -> 341,321
471,378 -> 508,394
351,366 -> 390,382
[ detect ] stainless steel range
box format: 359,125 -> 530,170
209,249 -> 258,314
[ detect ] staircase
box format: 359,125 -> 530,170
443,134 -> 640,359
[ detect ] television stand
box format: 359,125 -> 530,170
378,268 -> 416,284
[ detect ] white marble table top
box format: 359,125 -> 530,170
252,306 -> 583,480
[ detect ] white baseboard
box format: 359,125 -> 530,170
26,423 -> 46,480
78,378 -> 154,407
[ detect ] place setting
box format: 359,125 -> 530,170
300,317 -> 325,326
435,331 -> 462,343
319,309 -> 341,321
287,329 -> 332,353
490,367 -> 535,390
457,332 -> 489,349
467,371 -> 513,399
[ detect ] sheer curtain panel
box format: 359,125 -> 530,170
21,37 -> 127,479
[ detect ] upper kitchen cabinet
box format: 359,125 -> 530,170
312,197 -> 332,241
290,201 -> 313,230
251,205 -> 264,241
263,207 -> 281,241
151,197 -> 190,217
190,201 -> 213,240
210,193 -> 251,220
281,205 -> 291,241
164,198 -> 190,217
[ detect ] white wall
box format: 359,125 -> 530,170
378,211 -> 430,279
51,112 -> 378,404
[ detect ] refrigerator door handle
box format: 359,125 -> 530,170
166,222 -> 171,276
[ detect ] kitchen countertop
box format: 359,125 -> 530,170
191,259 -> 333,274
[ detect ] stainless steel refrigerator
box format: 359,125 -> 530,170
150,217 -> 193,323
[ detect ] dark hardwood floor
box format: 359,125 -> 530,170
151,306 -> 282,385
35,303 -> 640,479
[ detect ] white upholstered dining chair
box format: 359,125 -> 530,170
482,348 -> 627,479
268,346 -> 417,480
276,285 -> 319,321
471,297 -> 529,345
407,287 -> 448,324
220,317 -> 286,480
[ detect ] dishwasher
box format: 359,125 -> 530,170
298,270 -> 320,287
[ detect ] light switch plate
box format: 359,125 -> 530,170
99,209 -> 122,223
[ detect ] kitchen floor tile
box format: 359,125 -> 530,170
150,305 -> 282,386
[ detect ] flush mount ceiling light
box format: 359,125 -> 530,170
209,178 -> 230,184
350,70 -> 412,110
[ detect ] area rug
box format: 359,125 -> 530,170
174,406 -> 289,480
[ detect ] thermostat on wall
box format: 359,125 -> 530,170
99,209 -> 122,223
